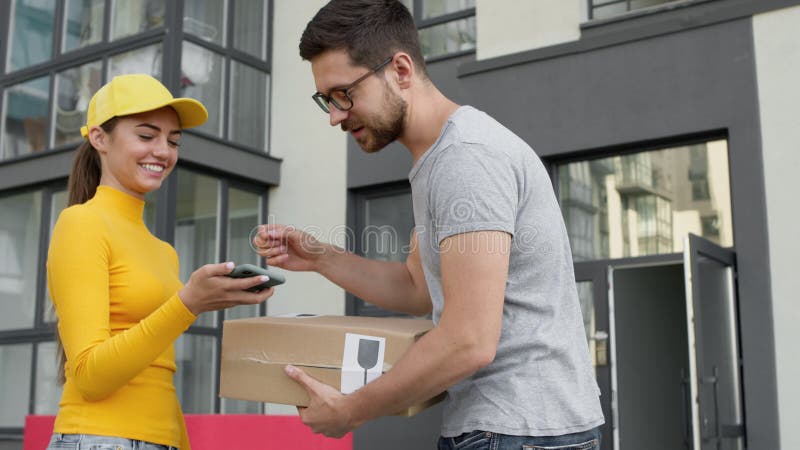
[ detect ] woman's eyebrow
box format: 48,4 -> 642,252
135,123 -> 182,135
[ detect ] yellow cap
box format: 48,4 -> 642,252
80,74 -> 208,137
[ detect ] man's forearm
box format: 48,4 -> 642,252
316,247 -> 430,316
342,321 -> 493,426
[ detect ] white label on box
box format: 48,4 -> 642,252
341,333 -> 385,394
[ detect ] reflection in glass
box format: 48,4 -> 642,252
225,188 -> 261,321
111,0 -> 166,40
0,191 -> 42,331
63,0 -> 105,52
422,0 -> 475,19
229,62 -> 269,150
364,193 -> 414,262
222,188 -> 263,414
55,61 -> 103,146
7,0 -> 55,71
591,0 -> 676,20
184,0 -> 225,46
2,76 -> 51,159
181,42 -> 225,136
0,344 -> 33,426
576,282 -> 596,368
233,0 -> 268,59
419,16 -> 476,59
558,140 -> 733,261
45,190 -> 69,324
175,170 -> 219,327
108,43 -> 163,80
35,341 -> 62,414
175,334 -> 215,413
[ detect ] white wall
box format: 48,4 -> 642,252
475,0 -> 582,60
268,0 -> 347,319
753,6 -> 800,449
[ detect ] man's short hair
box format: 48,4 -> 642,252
299,0 -> 428,78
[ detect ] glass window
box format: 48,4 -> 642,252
557,139 -> 733,260
108,43 -> 163,80
0,344 -> 33,427
184,0 -> 226,47
110,0 -> 166,40
175,334 -> 216,413
353,188 -> 414,318
175,169 -> 219,328
418,16 -> 476,59
364,193 -> 414,263
225,187 -> 261,321
54,61 -> 103,147
1,75 -> 51,159
576,282 -> 596,367
589,0 -> 680,20
6,0 -> 55,72
233,0 -> 269,60
229,62 -> 269,150
45,189 -> 69,324
0,190 -> 42,331
422,0 -> 475,19
181,42 -> 225,137
222,188 -> 262,414
34,341 -> 62,414
63,0 -> 105,52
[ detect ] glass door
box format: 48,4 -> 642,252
683,234 -> 744,450
574,262 -> 612,449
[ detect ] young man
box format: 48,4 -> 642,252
254,1 -> 604,448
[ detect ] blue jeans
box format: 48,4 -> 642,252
46,433 -> 179,450
438,426 -> 601,450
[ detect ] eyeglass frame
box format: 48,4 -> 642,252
311,56 -> 393,114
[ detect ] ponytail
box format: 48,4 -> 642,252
67,140 -> 102,206
55,117 -> 118,385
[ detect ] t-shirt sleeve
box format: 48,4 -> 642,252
428,144 -> 518,245
47,207 -> 195,401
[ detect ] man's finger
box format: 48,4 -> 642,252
285,364 -> 320,392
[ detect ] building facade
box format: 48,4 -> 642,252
1,1 -> 798,449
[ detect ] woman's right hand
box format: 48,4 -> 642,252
178,262 -> 274,316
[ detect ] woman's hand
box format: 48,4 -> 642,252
178,262 -> 274,315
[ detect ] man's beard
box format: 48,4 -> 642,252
342,85 -> 407,153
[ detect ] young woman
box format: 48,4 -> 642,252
46,74 -> 273,450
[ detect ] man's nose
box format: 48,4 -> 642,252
329,106 -> 348,127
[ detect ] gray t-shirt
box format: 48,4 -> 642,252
409,106 -> 604,437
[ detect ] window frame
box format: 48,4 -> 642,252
0,0 -> 275,165
407,0 -> 477,62
549,130 -> 734,264
347,181 -> 415,318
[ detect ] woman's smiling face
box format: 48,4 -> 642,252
92,107 -> 181,199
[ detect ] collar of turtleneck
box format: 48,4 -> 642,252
89,185 -> 146,223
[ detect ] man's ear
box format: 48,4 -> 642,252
88,126 -> 109,154
391,52 -> 415,89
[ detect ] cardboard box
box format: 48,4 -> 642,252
219,315 -> 445,416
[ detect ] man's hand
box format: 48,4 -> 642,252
253,224 -> 332,272
285,365 -> 357,438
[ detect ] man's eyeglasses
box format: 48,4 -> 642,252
312,56 -> 393,114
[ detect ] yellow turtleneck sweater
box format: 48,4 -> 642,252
47,185 -> 197,449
